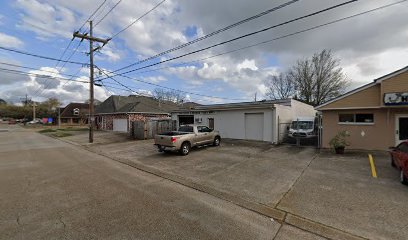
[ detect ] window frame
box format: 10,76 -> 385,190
338,113 -> 374,125
73,108 -> 80,116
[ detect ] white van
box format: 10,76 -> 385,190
288,117 -> 316,138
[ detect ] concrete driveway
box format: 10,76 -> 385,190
1,125 -> 280,240
88,139 -> 317,207
59,131 -> 408,239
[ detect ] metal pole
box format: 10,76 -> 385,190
89,20 -> 94,143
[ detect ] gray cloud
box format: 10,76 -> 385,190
9,0 -> 408,103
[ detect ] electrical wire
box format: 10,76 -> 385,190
0,67 -> 90,84
96,66 -> 247,101
120,0 -> 408,77
0,62 -> 83,79
33,41 -> 85,97
0,46 -> 88,66
79,0 -> 108,31
110,0 -> 167,39
94,0 -> 123,27
111,0 -> 300,73
97,0 -> 359,80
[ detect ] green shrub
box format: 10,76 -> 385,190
329,130 -> 350,149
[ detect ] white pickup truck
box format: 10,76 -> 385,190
154,125 -> 221,155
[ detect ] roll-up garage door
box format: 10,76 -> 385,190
245,113 -> 264,141
113,119 -> 128,132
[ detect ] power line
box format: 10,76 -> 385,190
97,0 -> 359,80
94,0 -> 123,27
96,66 -> 247,101
0,67 -> 90,84
111,0 -> 300,73
94,0 -> 405,103
0,46 -> 88,66
0,62 -> 83,79
123,0 -> 408,77
79,0 -> 108,31
55,0 -> 107,69
111,0 -> 167,39
95,65 -> 143,95
36,1 -> 107,95
33,41 -> 85,97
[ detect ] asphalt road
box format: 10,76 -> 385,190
0,125 -> 280,240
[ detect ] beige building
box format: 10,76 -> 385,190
316,66 -> 408,150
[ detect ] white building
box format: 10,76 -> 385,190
171,99 -> 315,143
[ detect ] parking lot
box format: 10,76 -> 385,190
59,131 -> 408,240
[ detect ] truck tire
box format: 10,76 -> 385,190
400,170 -> 408,185
213,136 -> 221,146
180,142 -> 190,156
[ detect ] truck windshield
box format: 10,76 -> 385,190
178,126 -> 194,132
291,121 -> 313,130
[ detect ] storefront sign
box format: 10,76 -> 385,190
384,92 -> 408,106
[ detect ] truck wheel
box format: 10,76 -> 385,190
180,142 -> 190,156
213,137 -> 221,146
400,170 -> 408,185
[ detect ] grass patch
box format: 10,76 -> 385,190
52,132 -> 73,138
38,129 -> 57,133
57,127 -> 88,132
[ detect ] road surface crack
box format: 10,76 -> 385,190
58,216 -> 66,229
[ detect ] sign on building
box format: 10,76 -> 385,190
384,92 -> 408,106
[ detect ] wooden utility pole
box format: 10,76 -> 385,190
32,103 -> 37,120
73,21 -> 110,143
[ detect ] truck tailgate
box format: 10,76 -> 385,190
154,135 -> 174,146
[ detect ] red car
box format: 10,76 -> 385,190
390,140 -> 408,185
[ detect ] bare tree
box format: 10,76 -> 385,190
265,72 -> 296,100
289,49 -> 349,106
153,88 -> 185,104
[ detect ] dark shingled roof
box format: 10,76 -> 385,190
60,103 -> 89,118
95,95 -> 183,114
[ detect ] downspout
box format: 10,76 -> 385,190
271,105 -> 276,144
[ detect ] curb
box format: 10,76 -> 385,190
45,133 -> 368,240
89,151 -> 288,222
285,214 -> 367,240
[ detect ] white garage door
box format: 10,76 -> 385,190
245,113 -> 264,141
113,119 -> 128,132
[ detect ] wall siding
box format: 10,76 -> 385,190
319,85 -> 381,110
381,71 -> 408,106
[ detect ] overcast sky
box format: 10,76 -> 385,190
0,0 -> 407,105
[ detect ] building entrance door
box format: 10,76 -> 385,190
208,118 -> 214,129
396,115 -> 408,145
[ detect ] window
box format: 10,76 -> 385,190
73,108 -> 80,116
198,126 -> 212,133
355,114 -> 374,123
338,113 -> 374,124
291,121 -> 314,130
339,114 -> 354,123
178,126 -> 193,132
